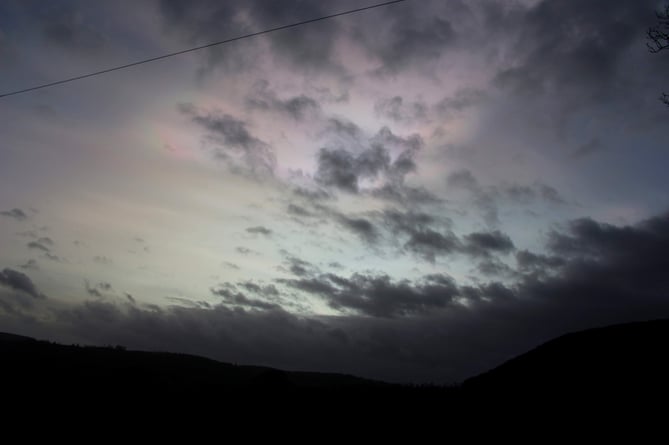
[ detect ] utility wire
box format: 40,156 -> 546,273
0,0 -> 410,99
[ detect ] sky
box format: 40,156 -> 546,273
0,0 -> 668,384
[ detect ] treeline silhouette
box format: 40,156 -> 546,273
3,319 -> 669,422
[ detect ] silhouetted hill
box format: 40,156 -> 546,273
3,319 -> 668,421
0,333 -> 383,392
463,318 -> 669,404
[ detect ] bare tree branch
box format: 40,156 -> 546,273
647,5 -> 669,53
648,5 -> 669,106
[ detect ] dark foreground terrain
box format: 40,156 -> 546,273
3,319 -> 669,422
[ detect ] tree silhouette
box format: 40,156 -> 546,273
648,5 -> 669,105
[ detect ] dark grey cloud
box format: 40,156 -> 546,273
27,241 -> 50,252
371,184 -> 443,206
493,0 -> 654,102
463,230 -> 515,257
281,271 -> 460,318
504,184 -> 536,204
180,103 -> 276,175
475,257 -> 515,277
0,268 -> 45,299
246,80 -> 320,120
355,2 -> 457,73
324,118 -> 364,145
159,0 -> 344,73
211,285 -> 281,311
166,296 -> 211,309
447,169 -> 500,225
316,147 -> 372,193
374,96 -> 427,123
435,88 -> 486,117
38,3 -> 106,53
547,213 -> 669,267
447,169 -> 478,190
238,281 -> 280,298
44,253 -> 64,262
287,203 -> 313,218
316,126 -> 423,196
281,252 -> 320,278
292,186 -> 332,202
19,259 -> 39,271
25,237 -> 60,261
381,209 -> 440,234
246,226 -> 272,236
539,184 -> 565,205
404,229 -> 460,262
3,211 -> 669,384
85,280 -> 112,298
1,208 -> 28,221
447,169 -> 566,225
235,247 -> 253,255
93,256 -> 113,265
377,209 -> 456,261
36,237 -> 54,246
336,214 -> 378,243
572,138 -> 605,159
516,249 -> 565,272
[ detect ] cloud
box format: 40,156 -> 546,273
19,259 -> 39,271
316,126 -> 423,195
3,210 -> 669,384
44,253 -> 64,263
287,204 -> 313,218
435,88 -> 486,117
356,4 -> 457,73
238,281 -> 280,297
371,184 -> 443,206
166,296 -> 211,309
93,256 -> 113,265
1,208 -> 28,221
211,286 -> 281,311
516,250 -> 565,272
246,80 -> 320,120
404,229 -> 460,262
475,257 -> 515,277
180,103 -> 276,175
374,96 -> 427,123
281,271 -> 460,318
504,184 -> 536,204
281,252 -> 319,278
463,230 -> 515,257
446,169 -> 566,225
316,148 -> 372,193
39,3 -> 106,53
539,184 -> 565,205
378,209 -> 456,261
447,169 -> 478,190
246,226 -> 272,236
336,214 -> 378,243
36,237 -> 54,246
0,268 -> 45,299
27,241 -> 50,252
493,0 -> 651,102
85,280 -> 113,298
572,138 -> 605,159
235,247 -> 253,255
159,0 -> 342,73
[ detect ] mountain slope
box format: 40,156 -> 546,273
463,318 -> 669,400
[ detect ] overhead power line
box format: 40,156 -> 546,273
0,0 -> 410,99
